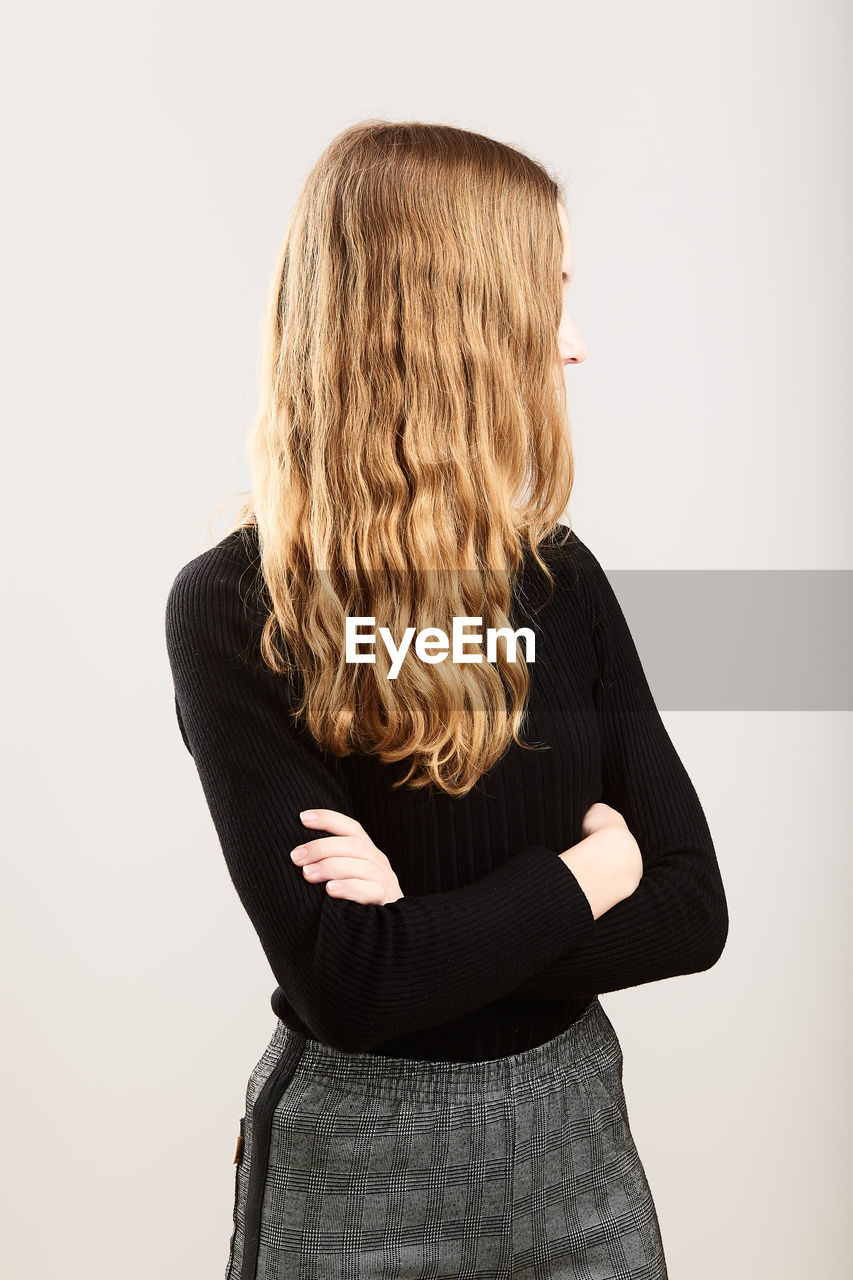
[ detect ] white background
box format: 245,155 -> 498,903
2,2 -> 850,1276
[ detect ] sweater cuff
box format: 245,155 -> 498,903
498,843 -> 597,958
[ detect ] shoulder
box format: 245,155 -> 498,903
167,525 -> 259,596
531,525 -> 607,616
551,525 -> 603,575
529,524 -> 600,571
165,525 -> 264,663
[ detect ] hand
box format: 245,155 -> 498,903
581,800 -> 634,842
582,801 -> 644,897
559,801 -> 643,918
290,808 -> 404,905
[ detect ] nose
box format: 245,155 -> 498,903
560,335 -> 588,366
559,317 -> 588,366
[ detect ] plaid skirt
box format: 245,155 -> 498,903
223,996 -> 668,1279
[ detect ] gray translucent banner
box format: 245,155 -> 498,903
305,565 -> 852,711
608,570 -> 853,711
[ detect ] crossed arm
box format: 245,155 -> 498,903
166,534 -> 728,1051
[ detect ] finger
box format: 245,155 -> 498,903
300,856 -> 378,884
299,808 -> 363,837
290,835 -> 367,865
324,877 -> 386,905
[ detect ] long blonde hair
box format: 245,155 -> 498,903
228,120 -> 575,796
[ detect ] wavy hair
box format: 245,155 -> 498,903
227,119 -> 575,796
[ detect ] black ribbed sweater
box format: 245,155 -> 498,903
164,524 -> 728,1063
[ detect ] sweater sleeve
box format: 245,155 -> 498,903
164,540 -> 598,1051
508,533 -> 729,1001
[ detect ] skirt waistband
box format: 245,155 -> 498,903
268,997 -> 618,1104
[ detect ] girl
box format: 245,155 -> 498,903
166,119 -> 728,1279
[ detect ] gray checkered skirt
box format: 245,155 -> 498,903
224,996 -> 668,1278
